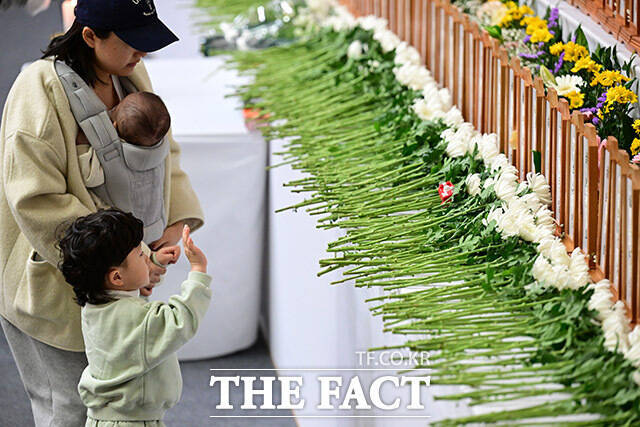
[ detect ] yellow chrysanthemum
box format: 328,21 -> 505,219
633,119 -> 640,134
590,70 -> 630,87
563,42 -> 589,62
499,2 -> 533,27
570,56 -> 602,74
632,138 -> 640,155
603,85 -> 638,113
530,28 -> 553,43
565,90 -> 585,109
521,16 -> 547,35
549,42 -> 564,56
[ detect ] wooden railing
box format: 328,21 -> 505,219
341,0 -> 640,322
569,0 -> 640,53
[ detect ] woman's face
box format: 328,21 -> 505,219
82,28 -> 147,77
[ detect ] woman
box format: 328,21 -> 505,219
0,0 -> 204,425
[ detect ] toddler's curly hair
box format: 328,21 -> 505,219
57,208 -> 144,306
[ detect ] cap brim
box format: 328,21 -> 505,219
114,18 -> 179,53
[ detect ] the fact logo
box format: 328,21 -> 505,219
209,374 -> 430,411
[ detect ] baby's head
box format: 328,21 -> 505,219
109,91 -> 171,147
57,208 -> 149,306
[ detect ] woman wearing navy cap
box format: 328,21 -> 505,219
0,1 -> 204,425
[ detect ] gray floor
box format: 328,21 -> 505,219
0,4 -> 294,427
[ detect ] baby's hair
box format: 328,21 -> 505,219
115,91 -> 171,146
56,208 -> 144,306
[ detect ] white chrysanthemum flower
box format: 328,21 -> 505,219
465,174 -> 482,196
374,29 -> 401,52
478,133 -> 500,163
531,255 -> 554,286
413,98 -> 446,121
625,326 -> 640,367
357,15 -> 388,32
483,206 -> 504,227
393,64 -> 434,90
394,42 -> 422,66
494,171 -> 518,202
526,172 -> 552,206
568,248 -> 590,290
496,203 -> 520,237
519,192 -> 540,210
445,135 -> 468,158
438,88 -> 453,111
347,40 -> 364,59
489,153 -> 510,172
633,371 -> 640,386
537,237 -> 571,267
443,107 -> 464,128
587,280 -> 614,321
483,177 -> 495,189
551,264 -> 573,290
602,301 -> 631,354
307,0 -> 335,19
516,211 -> 538,242
551,75 -> 585,97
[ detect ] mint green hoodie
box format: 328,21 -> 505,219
78,271 -> 212,421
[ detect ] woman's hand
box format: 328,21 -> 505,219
150,220 -> 184,250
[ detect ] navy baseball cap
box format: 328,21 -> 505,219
75,0 -> 179,52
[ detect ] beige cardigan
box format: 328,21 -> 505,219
0,57 -> 205,351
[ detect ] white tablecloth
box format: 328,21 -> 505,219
145,57 -> 265,360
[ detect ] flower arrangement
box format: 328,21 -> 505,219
462,0 -> 639,160
209,0 -> 640,423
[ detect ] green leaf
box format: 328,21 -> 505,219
484,25 -> 502,42
573,26 -> 590,50
532,150 -> 542,173
539,65 -> 557,87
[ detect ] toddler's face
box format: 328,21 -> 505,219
116,243 -> 150,291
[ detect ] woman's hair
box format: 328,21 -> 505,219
41,20 -> 111,87
57,208 -> 144,306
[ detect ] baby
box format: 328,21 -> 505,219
77,91 -> 171,208
57,208 -> 211,426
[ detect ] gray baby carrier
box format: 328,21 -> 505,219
54,61 -> 169,244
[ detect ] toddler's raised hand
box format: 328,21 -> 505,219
182,224 -> 207,273
154,245 -> 181,266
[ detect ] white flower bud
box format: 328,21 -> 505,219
465,174 -> 481,196
347,40 -> 364,59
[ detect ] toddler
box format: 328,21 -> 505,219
57,208 -> 211,426
77,91 -> 171,208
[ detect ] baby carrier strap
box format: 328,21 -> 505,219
54,60 -> 168,244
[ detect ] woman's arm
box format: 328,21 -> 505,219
3,130 -> 92,265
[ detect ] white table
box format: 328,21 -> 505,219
145,57 -> 265,360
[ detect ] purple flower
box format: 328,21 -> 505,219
538,42 -> 545,48
549,30 -> 555,35
596,91 -> 607,109
548,8 -> 559,28
519,51 -> 545,59
523,35 -> 531,43
553,51 -> 565,74
580,107 -> 598,114
571,34 -> 576,43
592,117 -> 600,125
